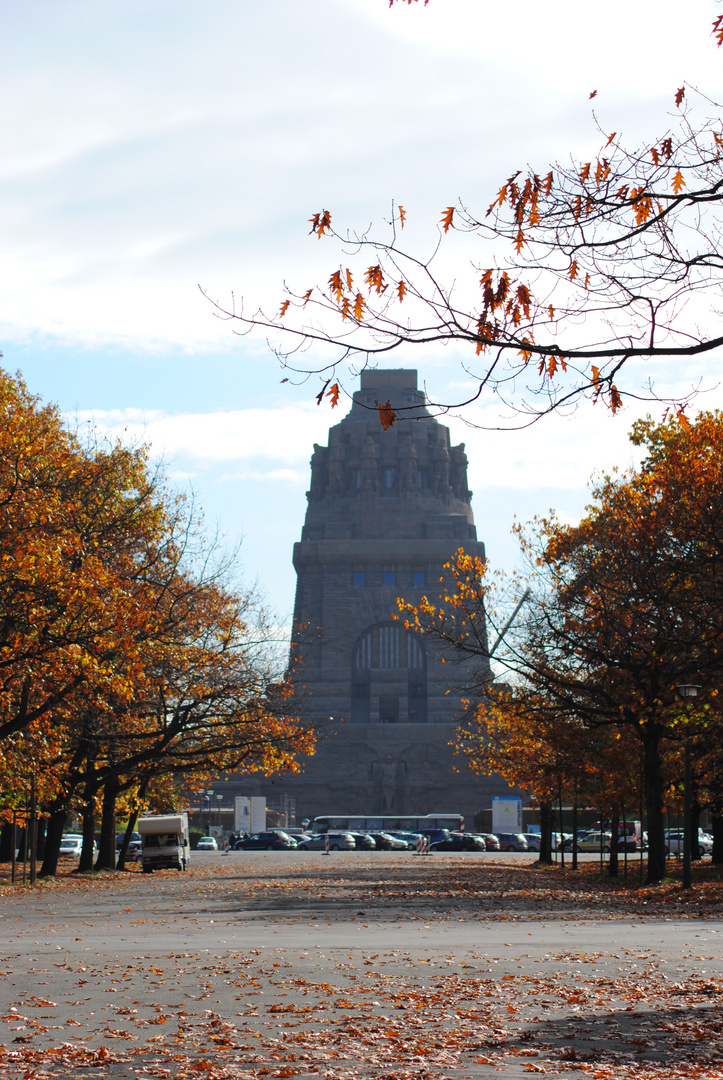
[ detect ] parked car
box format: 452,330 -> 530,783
235,831 -> 298,851
350,832 -> 377,850
575,831 -> 613,852
481,833 -> 501,851
523,833 -> 541,852
665,829 -> 713,857
116,839 -> 143,861
58,834 -> 98,859
196,836 -> 219,851
295,831 -> 356,851
116,831 -> 141,850
418,828 -> 450,845
387,831 -> 422,850
496,832 -> 529,852
431,832 -> 486,852
561,831 -> 635,853
367,831 -> 408,851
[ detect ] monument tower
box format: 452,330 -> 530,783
281,369 -> 495,826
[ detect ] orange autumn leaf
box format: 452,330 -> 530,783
675,86 -> 685,107
326,383 -> 340,408
441,206 -> 455,232
672,170 -> 686,194
308,209 -> 332,237
379,400 -> 397,430
328,270 -> 344,302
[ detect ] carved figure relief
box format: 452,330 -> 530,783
399,434 -> 418,494
430,435 -> 452,496
451,442 -> 471,502
371,754 -> 406,812
360,434 -> 379,493
327,441 -> 346,495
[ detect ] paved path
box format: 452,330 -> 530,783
1,852 -> 721,1079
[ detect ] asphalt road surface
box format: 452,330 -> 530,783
1,851 -> 721,1079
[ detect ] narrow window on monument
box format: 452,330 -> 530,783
385,469 -> 394,490
408,677 -> 428,723
355,469 -> 361,490
417,469 -> 423,490
414,571 -> 425,587
383,571 -> 395,587
351,680 -> 371,723
353,571 -> 365,587
379,696 -> 399,724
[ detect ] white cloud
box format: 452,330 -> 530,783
71,403 -> 334,467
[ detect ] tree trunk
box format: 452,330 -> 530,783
643,726 -> 666,883
691,790 -> 702,860
95,776 -> 118,871
35,817 -> 47,861
40,807 -> 69,877
0,821 -> 14,862
608,805 -> 619,878
78,797 -> 97,872
712,813 -> 723,864
538,800 -> 553,864
571,791 -> 578,871
117,779 -> 147,871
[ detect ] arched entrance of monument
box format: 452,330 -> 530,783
351,622 -> 427,724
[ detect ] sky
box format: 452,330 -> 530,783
3,0 -> 723,625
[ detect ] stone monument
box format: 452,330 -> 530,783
267,368 -> 505,827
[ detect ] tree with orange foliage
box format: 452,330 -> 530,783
206,15 -> 723,426
0,370 -> 315,874
400,412 -> 723,883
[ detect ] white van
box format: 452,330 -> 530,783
138,814 -> 190,873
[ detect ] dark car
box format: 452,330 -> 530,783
430,832 -> 486,852
235,830 -> 298,851
116,831 -> 141,850
367,831 -> 408,851
350,832 -> 377,850
496,832 -> 529,852
418,828 -> 450,845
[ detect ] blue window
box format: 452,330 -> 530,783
383,571 -> 395,587
385,469 -> 394,489
414,571 -> 425,587
353,571 -> 365,587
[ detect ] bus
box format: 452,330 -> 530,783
309,813 -> 464,835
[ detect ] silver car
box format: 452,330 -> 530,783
296,831 -> 356,851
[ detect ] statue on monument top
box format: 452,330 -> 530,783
308,443 -> 326,501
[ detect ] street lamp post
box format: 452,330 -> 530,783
676,684 -> 700,890
205,790 -> 213,836
216,794 -> 223,837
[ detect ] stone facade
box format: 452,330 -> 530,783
251,368 -> 515,828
